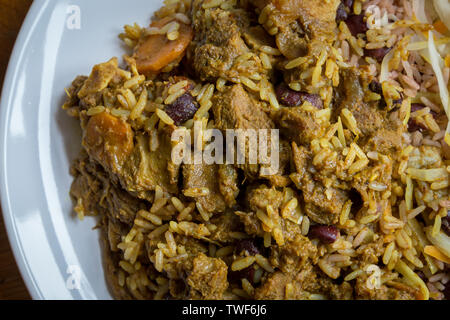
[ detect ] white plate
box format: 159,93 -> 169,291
0,0 -> 163,300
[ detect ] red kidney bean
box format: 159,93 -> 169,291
345,14 -> 368,37
364,47 -> 392,62
276,84 -> 323,109
165,93 -> 198,126
235,239 -> 260,256
308,225 -> 339,244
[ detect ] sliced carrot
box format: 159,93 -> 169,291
424,245 -> 450,264
433,20 -> 448,35
83,112 -> 134,170
133,17 -> 193,75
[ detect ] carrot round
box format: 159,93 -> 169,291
133,17 -> 193,75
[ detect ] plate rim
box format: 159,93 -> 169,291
0,0 -> 49,300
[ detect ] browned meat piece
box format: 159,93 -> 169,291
218,164 -> 239,207
213,84 -> 274,131
355,276 -> 419,300
212,84 -> 274,178
234,211 -> 265,237
209,211 -> 243,242
334,69 -> 405,154
255,268 -> 353,300
234,185 -> 284,237
182,163 -> 226,214
292,143 -> 347,225
77,58 -> 121,99
260,139 -> 292,187
121,127 -> 179,198
250,0 -> 340,59
334,69 -> 384,136
243,25 -> 276,49
186,253 -> 228,299
70,152 -> 145,225
246,184 -> 284,212
275,107 -> 327,146
190,3 -> 252,82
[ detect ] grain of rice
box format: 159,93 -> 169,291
194,100 -> 213,120
170,197 -> 185,212
341,109 -> 361,136
383,241 -> 396,265
348,159 -> 369,175
255,254 -> 274,272
273,227 -> 285,246
256,210 -> 274,229
260,52 -> 272,69
359,213 -> 379,224
406,168 -> 448,182
231,256 -> 256,271
155,108 -> 175,125
215,246 -> 234,257
242,278 -> 255,297
148,224 -> 169,239
285,56 -> 307,70
202,0 -> 225,9
119,260 -> 135,274
301,216 -> 310,236
86,106 -> 105,116
239,76 -> 259,91
130,88 -> 148,120
432,215 -> 441,237
259,45 -> 281,56
263,232 -> 271,247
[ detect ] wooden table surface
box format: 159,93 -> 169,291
0,0 -> 33,300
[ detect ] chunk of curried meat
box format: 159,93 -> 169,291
334,68 -> 406,154
213,84 -> 274,131
70,152 -> 146,225
250,0 -> 340,59
218,164 -> 239,207
186,253 -> 229,299
190,3 -> 254,82
209,210 -> 243,243
246,184 -> 284,212
182,163 -> 227,214
291,142 -> 348,225
275,106 -> 327,146
120,127 -> 179,198
212,84 -> 274,178
355,275 -> 419,300
77,58 -> 120,99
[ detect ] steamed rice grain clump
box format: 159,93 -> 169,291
63,0 -> 450,300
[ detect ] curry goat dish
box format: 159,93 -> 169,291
63,0 -> 450,300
